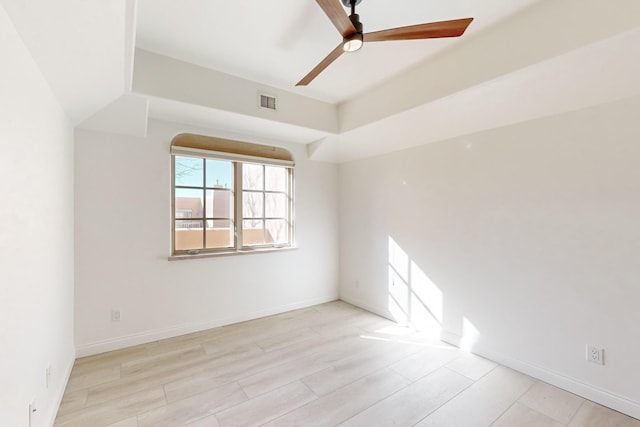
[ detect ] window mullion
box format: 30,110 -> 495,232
235,162 -> 243,249
202,158 -> 207,250
262,165 -> 266,245
289,167 -> 294,246
171,156 -> 176,255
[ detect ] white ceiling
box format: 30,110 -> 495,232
1,0 -> 134,124
3,0 -> 639,163
136,0 -> 540,104
311,27 -> 640,162
132,0 -> 640,163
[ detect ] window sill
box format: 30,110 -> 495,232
168,246 -> 297,261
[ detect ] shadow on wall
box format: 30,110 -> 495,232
387,236 -> 479,351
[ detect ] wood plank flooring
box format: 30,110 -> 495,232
55,301 -> 640,427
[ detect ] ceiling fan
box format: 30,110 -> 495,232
297,0 -> 474,86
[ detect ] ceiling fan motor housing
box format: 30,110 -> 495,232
349,13 -> 363,34
343,13 -> 363,52
341,0 -> 363,7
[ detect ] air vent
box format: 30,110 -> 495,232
259,93 -> 277,111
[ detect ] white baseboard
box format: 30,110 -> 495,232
440,331 -> 640,420
440,330 -> 462,347
74,294 -> 640,420
75,294 -> 338,357
338,295 -> 396,323
338,303 -> 640,421
47,346 -> 75,427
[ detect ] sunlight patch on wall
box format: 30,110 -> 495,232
460,316 -> 480,352
388,236 -> 410,323
387,236 -> 443,337
411,260 -> 443,325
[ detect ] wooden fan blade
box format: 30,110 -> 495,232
316,0 -> 356,37
296,43 -> 345,86
364,18 -> 473,42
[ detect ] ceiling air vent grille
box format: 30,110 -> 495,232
259,93 -> 277,111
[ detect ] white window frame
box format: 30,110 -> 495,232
170,135 -> 295,258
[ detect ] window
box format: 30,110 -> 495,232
171,134 -> 294,256
242,163 -> 291,246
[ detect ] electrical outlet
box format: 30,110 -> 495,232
111,309 -> 121,322
586,344 -> 604,365
29,398 -> 37,427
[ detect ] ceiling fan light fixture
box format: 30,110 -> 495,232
343,32 -> 363,52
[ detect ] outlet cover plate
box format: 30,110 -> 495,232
29,398 -> 37,427
587,344 -> 604,365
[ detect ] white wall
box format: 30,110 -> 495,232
134,49 -> 339,134
338,96 -> 640,418
74,120 -> 339,355
0,4 -> 75,427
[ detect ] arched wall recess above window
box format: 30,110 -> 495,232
170,133 -> 294,167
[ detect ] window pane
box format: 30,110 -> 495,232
175,188 -> 203,218
265,193 -> 287,218
266,220 -> 288,245
175,220 -> 203,250
175,219 -> 203,230
175,156 -> 203,187
206,159 -> 233,188
243,219 -> 264,246
243,163 -> 263,190
205,189 -> 233,218
243,192 -> 263,218
206,219 -> 233,248
176,208 -> 192,219
206,218 -> 233,229
265,166 -> 287,192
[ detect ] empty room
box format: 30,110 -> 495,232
1,0 -> 639,426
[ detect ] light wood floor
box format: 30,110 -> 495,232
55,301 -> 640,427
